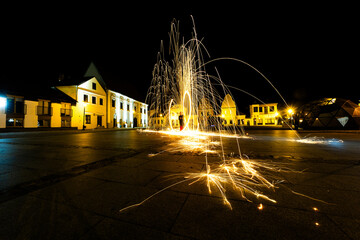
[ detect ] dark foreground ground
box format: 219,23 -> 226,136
0,129 -> 359,239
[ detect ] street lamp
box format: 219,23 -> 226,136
287,107 -> 295,127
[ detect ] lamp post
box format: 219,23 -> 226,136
287,108 -> 294,127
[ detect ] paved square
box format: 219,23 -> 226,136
0,129 -> 359,239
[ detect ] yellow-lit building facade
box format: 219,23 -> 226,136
0,63 -> 147,130
248,103 -> 279,126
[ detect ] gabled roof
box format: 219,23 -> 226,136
55,76 -> 94,87
0,86 -> 77,104
55,62 -> 107,91
83,62 -> 107,91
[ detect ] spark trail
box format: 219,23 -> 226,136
120,17 -> 327,212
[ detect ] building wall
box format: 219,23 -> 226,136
74,77 -> 107,130
108,90 -> 148,129
24,100 -> 38,128
0,96 -> 6,128
1,77 -> 148,130
249,103 -> 279,126
221,94 -> 237,126
51,103 -> 62,128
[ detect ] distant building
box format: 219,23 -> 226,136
0,62 -> 148,130
248,103 -> 279,126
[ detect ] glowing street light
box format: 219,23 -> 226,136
287,108 -> 294,115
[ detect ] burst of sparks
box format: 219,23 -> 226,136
120,17 -> 329,213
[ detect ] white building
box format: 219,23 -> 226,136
108,90 -> 148,128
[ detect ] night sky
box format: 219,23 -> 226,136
1,3 -> 358,112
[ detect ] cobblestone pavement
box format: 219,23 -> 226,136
0,129 -> 359,239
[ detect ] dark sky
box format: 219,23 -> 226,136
1,3 -> 358,111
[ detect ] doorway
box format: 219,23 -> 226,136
97,115 -> 102,127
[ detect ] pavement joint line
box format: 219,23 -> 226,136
0,150 -> 141,204
169,193 -> 190,233
324,213 -> 354,240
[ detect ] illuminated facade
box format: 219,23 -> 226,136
0,63 -> 148,130
108,90 -> 148,128
248,103 -> 279,126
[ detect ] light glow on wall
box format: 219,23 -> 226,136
0,97 -> 6,108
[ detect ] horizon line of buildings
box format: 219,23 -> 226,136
0,63 -> 148,130
149,94 -> 282,129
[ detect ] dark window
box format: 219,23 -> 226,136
92,82 -> 96,90
99,98 -> 103,105
120,102 -> 123,109
259,107 -> 263,113
85,115 -> 91,124
112,99 -> 116,107
92,96 -> 96,104
253,107 -> 258,112
264,106 -> 268,114
84,94 -> 88,102
230,120 -> 233,125
269,106 -> 275,112
127,104 -> 130,111
6,98 -> 14,113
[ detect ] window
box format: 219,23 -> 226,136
6,97 -> 24,114
259,107 -> 263,113
253,107 -> 258,112
134,106 -> 136,111
92,82 -> 96,90
92,96 -> 96,104
264,106 -> 268,114
127,104 -> 130,111
85,115 -> 91,124
269,106 -> 275,112
230,120 -> 233,125
84,94 -> 88,103
99,98 -> 103,105
112,99 -> 115,107
120,102 -> 123,109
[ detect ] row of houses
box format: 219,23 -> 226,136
0,63 -> 148,130
149,94 -> 280,129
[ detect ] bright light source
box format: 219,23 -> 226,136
275,112 -> 279,117
0,97 -> 6,108
221,114 -> 225,118
287,108 -> 294,115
